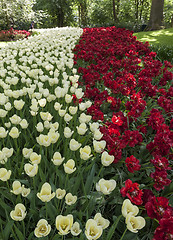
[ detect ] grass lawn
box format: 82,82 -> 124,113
134,27 -> 173,46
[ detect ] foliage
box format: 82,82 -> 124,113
149,44 -> 173,63
87,0 -> 173,31
0,0 -> 48,30
163,0 -> 173,27
0,0 -> 173,30
34,0 -> 75,28
88,0 -> 113,27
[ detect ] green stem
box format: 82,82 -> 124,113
98,165 -> 104,178
140,167 -> 153,170
6,180 -> 10,191
22,221 -> 25,237
60,202 -> 65,215
14,139 -> 18,152
154,218 -> 159,224
142,162 -> 151,166
64,174 -> 69,190
12,227 -> 18,240
45,202 -> 48,219
120,228 -> 127,240
33,177 -> 36,191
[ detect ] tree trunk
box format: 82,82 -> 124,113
116,0 -> 120,20
80,1 -> 87,26
113,0 -> 117,23
78,5 -> 81,26
59,8 -> 64,27
148,0 -> 164,30
135,0 -> 139,20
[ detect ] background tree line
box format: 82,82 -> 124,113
0,0 -> 173,31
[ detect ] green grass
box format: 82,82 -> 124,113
134,28 -> 173,63
134,28 -> 173,46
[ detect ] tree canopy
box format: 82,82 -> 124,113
0,0 -> 173,31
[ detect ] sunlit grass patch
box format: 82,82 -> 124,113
134,28 -> 173,46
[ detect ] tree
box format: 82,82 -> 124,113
74,0 -> 88,27
148,0 -> 164,30
113,0 -> 117,22
0,0 -> 44,30
35,0 -> 74,28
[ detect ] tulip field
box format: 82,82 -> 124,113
0,27 -> 172,240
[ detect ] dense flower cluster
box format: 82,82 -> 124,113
0,26 -> 172,239
0,27 -> 124,240
0,28 -> 31,41
74,26 -> 172,239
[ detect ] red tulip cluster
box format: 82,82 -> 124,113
74,26 -> 173,239
120,179 -> 143,205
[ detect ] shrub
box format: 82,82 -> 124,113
150,44 -> 173,63
0,28 -> 31,41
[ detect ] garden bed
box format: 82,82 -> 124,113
0,28 -> 31,41
0,26 -> 172,240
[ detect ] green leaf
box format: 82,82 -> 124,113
3,220 -> 14,240
106,215 -> 122,240
46,202 -> 57,219
162,181 -> 173,197
0,198 -> 11,211
0,189 -> 14,203
13,224 -> 25,240
85,163 -> 95,194
39,167 -> 46,182
51,234 -> 60,240
0,206 -> 6,218
87,196 -> 97,216
123,232 -> 139,240
28,232 -> 34,240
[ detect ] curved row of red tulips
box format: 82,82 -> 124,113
73,26 -> 173,240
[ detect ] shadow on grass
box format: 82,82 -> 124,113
135,28 -> 173,46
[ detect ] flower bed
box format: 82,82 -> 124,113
0,26 -> 172,240
0,28 -> 31,41
74,27 -> 173,239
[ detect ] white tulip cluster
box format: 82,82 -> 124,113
0,27 -> 116,239
122,199 -> 146,233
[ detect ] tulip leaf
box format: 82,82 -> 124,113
28,232 -> 34,240
0,190 -> 13,203
46,202 -> 57,219
0,197 -> 11,211
122,232 -> 139,240
38,167 -> 46,182
13,224 -> 25,240
85,163 -> 96,194
3,220 -> 14,240
51,234 -> 60,240
106,215 -> 122,240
